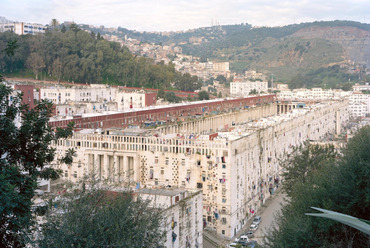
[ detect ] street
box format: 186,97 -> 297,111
203,191 -> 288,248
252,191 -> 288,245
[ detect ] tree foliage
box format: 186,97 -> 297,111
264,127 -> 370,248
0,28 -> 201,91
287,65 -> 361,89
37,177 -> 166,248
281,142 -> 337,197
0,83 -> 74,247
198,90 -> 210,100
165,91 -> 180,103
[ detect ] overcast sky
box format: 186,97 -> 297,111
1,0 -> 369,31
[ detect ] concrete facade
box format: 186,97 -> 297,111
349,92 -> 370,118
137,188 -> 203,248
0,22 -> 46,35
230,81 -> 268,96
40,85 -> 117,104
51,99 -> 349,238
278,88 -> 350,100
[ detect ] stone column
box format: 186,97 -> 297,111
113,155 -> 118,182
124,156 -> 129,181
103,154 -> 109,179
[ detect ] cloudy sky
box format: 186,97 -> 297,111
1,0 -> 369,31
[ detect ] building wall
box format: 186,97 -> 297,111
0,22 -> 46,35
14,85 -> 35,109
230,81 -> 268,96
145,92 -> 157,107
52,99 -> 349,238
40,86 -> 117,104
277,88 -> 351,100
349,92 -> 370,118
213,62 -> 230,72
138,189 -> 203,248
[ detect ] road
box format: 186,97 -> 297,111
252,192 -> 288,245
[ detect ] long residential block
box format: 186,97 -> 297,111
52,99 -> 349,238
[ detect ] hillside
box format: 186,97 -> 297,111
85,21 -> 369,82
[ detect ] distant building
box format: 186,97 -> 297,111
349,91 -> 370,118
213,62 -> 229,72
230,80 -> 268,96
276,84 -> 289,91
116,91 -> 157,110
40,85 -> 117,104
277,88 -> 350,100
14,84 -> 35,109
352,83 -> 370,92
245,70 -> 264,80
0,22 -> 46,35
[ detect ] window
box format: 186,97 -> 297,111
222,230 -> 225,235
221,217 -> 227,224
64,170 -> 68,177
74,171 -> 77,178
161,167 -> 164,175
155,157 -> 158,164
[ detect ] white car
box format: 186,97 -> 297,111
235,235 -> 249,243
227,242 -> 239,248
252,216 -> 262,225
250,223 -> 259,231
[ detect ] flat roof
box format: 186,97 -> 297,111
137,188 -> 188,197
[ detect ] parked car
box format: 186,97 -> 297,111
235,235 -> 249,243
250,223 -> 259,231
227,242 -> 239,248
244,231 -> 255,238
252,216 -> 262,225
244,240 -> 257,248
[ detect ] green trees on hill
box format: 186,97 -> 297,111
264,126 -> 370,247
287,65 -> 363,89
0,28 -> 201,91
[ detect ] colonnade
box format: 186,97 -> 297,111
87,152 -> 139,184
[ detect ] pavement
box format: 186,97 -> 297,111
203,187 -> 286,248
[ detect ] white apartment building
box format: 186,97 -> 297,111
138,188 -> 203,248
349,92 -> 370,118
278,88 -> 350,100
52,100 -> 348,238
0,22 -> 46,35
40,85 -> 156,116
213,62 -> 230,72
40,85 -> 117,104
352,83 -> 370,92
230,81 -> 268,96
116,91 -> 150,110
244,70 -> 264,80
55,102 -> 118,116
